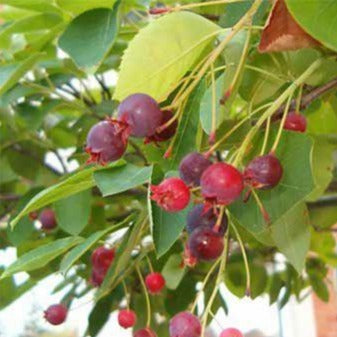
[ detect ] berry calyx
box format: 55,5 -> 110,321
200,163 -> 244,206
118,309 -> 137,329
145,272 -> 166,294
151,177 -> 190,212
188,227 -> 224,261
44,304 -> 68,325
134,328 -> 157,337
244,154 -> 283,190
39,208 -> 57,230
220,328 -> 244,337
179,152 -> 212,186
118,93 -> 162,138
183,244 -> 198,268
145,110 -> 177,144
86,120 -> 129,165
169,312 -> 201,337
186,204 -> 228,235
284,112 -> 307,133
91,246 -> 115,271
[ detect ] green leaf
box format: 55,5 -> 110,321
169,80 -> 206,169
59,215 -> 133,274
286,0 -> 337,52
10,161 -> 125,228
162,254 -> 186,290
230,131 -> 314,242
58,4 -> 120,69
54,190 -> 91,235
94,164 -> 153,197
0,156 -> 18,184
1,237 -> 83,279
309,275 -> 329,302
269,273 -> 284,305
56,0 -> 117,14
310,230 -> 337,267
0,0 -> 62,14
0,54 -> 42,96
271,203 -> 311,273
114,11 -> 220,101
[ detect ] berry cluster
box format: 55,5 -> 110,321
86,94 -> 177,165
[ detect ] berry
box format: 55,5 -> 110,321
90,268 -> 106,287
91,246 -> 115,271
145,110 -> 177,143
134,328 -> 157,337
179,152 -> 212,186
44,304 -> 67,325
220,328 -> 244,337
169,312 -> 201,337
86,120 -> 128,165
151,177 -> 190,212
244,154 -> 283,189
188,228 -> 224,261
200,163 -> 244,205
118,309 -> 137,329
39,209 -> 57,230
284,112 -> 307,133
186,204 -> 228,235
145,272 -> 166,294
118,93 -> 162,138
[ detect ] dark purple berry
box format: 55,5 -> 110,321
118,93 -> 162,137
179,152 -> 212,186
169,312 -> 201,337
188,227 -> 224,261
186,204 -> 228,235
86,120 -> 128,165
39,209 -> 57,230
44,304 -> 67,325
244,154 -> 283,189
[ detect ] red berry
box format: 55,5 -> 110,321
169,312 -> 201,337
179,152 -> 212,186
134,328 -> 157,337
118,93 -> 162,138
145,272 -> 166,294
244,154 -> 283,189
90,267 -> 106,287
186,204 -> 228,235
44,304 -> 67,325
91,246 -> 115,271
86,120 -> 128,165
39,209 -> 57,230
220,328 -> 244,337
188,227 -> 224,261
118,309 -> 137,329
284,112 -> 307,132
151,177 -> 190,212
200,163 -> 244,205
145,110 -> 177,144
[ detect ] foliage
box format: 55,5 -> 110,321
0,0 -> 336,336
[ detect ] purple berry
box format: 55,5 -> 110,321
179,152 -> 212,186
39,209 -> 57,230
169,312 -> 201,337
118,93 -> 162,137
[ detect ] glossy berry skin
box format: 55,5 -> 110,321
179,152 -> 212,186
244,154 -> 283,189
91,246 -> 115,271
39,209 -> 57,230
118,93 -> 162,137
284,112 -> 307,133
133,328 -> 157,337
151,177 -> 190,212
44,304 -> 67,325
86,120 -> 128,165
169,312 -> 201,337
220,328 -> 244,337
145,110 -> 177,143
188,227 -> 224,261
118,309 -> 137,329
186,204 -> 228,235
145,272 -> 166,294
200,163 -> 244,205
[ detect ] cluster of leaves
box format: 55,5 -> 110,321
0,0 -> 337,336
